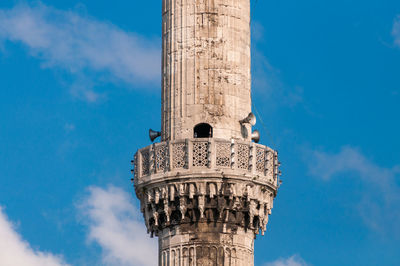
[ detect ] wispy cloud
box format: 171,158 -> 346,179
264,255 -> 309,266
0,185 -> 158,266
0,3 -> 160,102
393,15 -> 400,47
306,146 -> 400,237
0,207 -> 69,266
78,186 -> 157,266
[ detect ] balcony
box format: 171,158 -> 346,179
133,138 -> 279,187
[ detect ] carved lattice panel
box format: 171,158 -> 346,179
172,143 -> 186,169
193,142 -> 208,167
265,150 -> 274,179
237,143 -> 250,170
256,147 -> 265,174
216,142 -> 231,167
133,153 -> 138,177
141,149 -> 150,176
155,144 -> 167,172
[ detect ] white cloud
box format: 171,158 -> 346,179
0,185 -> 158,266
307,146 -> 398,188
79,186 -> 157,266
0,207 -> 69,266
393,15 -> 400,47
306,146 -> 400,236
0,3 -> 160,102
264,255 -> 309,266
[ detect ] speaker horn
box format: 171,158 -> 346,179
251,130 -> 260,143
240,112 -> 256,126
149,129 -> 161,142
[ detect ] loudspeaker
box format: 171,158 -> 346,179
240,112 -> 256,126
251,130 -> 260,143
149,129 -> 161,142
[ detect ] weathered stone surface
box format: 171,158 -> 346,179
132,1 -> 280,265
159,224 -> 254,266
136,177 -> 275,236
161,0 -> 252,141
134,138 -> 279,265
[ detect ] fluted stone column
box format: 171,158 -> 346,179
159,224 -> 255,266
161,0 -> 252,141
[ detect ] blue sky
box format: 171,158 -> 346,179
0,0 -> 399,265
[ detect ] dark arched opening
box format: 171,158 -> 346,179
194,123 -> 213,138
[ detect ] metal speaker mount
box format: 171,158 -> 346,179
240,112 -> 256,126
251,130 -> 260,143
149,129 -> 161,142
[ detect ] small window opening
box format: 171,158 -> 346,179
194,123 -> 213,138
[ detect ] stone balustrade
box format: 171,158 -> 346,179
133,138 -> 279,187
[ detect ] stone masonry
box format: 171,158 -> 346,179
132,1 -> 280,265
161,0 -> 251,141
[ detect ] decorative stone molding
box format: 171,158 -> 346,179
136,178 -> 275,237
133,138 -> 279,239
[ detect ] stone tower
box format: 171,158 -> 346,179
132,1 -> 280,265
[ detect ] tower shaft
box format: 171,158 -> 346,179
133,1 -> 279,265
161,0 -> 251,141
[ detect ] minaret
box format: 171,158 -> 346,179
132,1 -> 280,265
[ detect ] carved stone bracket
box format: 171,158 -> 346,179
136,179 -> 275,237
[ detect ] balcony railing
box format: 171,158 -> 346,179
133,138 -> 279,185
